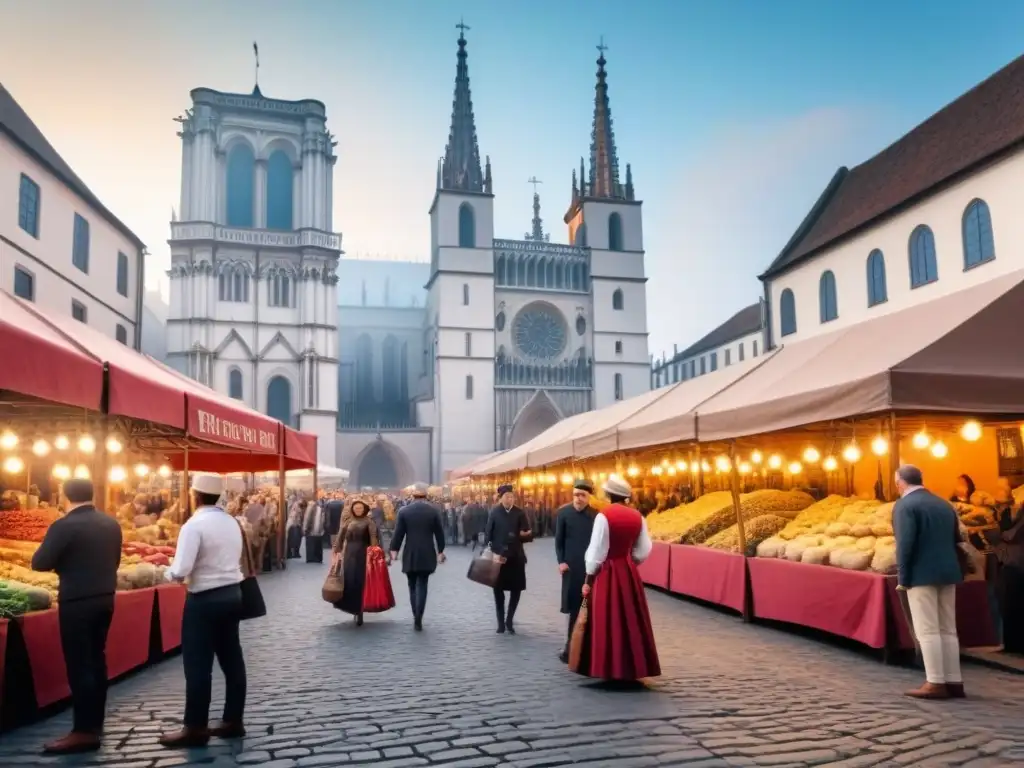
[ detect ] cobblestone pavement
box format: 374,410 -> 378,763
4,539 -> 1024,767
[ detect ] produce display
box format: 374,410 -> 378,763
0,508 -> 61,542
704,514 -> 792,556
646,489 -> 815,545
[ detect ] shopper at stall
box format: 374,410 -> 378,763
893,464 -> 965,700
159,473 -> 247,749
995,502 -> 1024,654
325,495 -> 345,549
303,498 -> 326,564
331,497 -> 392,625
574,476 -> 660,681
555,479 -> 596,663
485,484 -> 532,634
950,474 -> 976,504
31,478 -> 121,754
390,483 -> 446,630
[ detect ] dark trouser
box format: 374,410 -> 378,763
493,588 -> 521,626
406,572 -> 430,619
59,594 -> 114,734
182,584 -> 247,729
305,535 -> 323,563
286,526 -> 302,558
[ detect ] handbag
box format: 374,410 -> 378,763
362,546 -> 396,613
567,597 -> 589,673
234,519 -> 267,620
467,546 -> 503,588
321,558 -> 345,603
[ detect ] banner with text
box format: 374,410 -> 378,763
186,396 -> 280,453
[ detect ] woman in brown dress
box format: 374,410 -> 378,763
330,498 -> 393,625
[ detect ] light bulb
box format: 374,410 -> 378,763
675,460 -> 687,471
739,462 -> 752,475
788,461 -> 803,475
52,464 -> 71,480
870,436 -> 888,456
2,456 -> 24,474
843,443 -> 862,463
54,435 -> 70,450
0,430 -> 18,451
651,465 -> 663,476
701,460 -> 711,473
105,436 -> 123,454
77,435 -> 96,453
912,430 -> 930,450
667,466 -> 677,476
627,465 -> 640,478
768,454 -> 783,470
158,465 -> 171,478
109,466 -> 127,483
802,447 -> 820,463
134,463 -> 150,477
690,461 -> 700,474
931,441 -> 949,459
715,456 -> 731,472
750,450 -> 763,465
32,439 -> 50,457
822,456 -> 838,472
960,420 -> 982,442
560,473 -> 572,486
74,464 -> 91,479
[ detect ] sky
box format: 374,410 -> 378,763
3,0 -> 1024,358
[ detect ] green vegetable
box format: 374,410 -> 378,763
0,590 -> 31,618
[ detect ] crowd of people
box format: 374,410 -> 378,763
21,461 -> 1024,754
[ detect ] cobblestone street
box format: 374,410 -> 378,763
3,539 -> 1024,767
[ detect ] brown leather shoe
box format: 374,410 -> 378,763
947,682 -> 966,699
159,727 -> 210,748
42,732 -> 101,754
905,682 -> 950,699
209,721 -> 246,739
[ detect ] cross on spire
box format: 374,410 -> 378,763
597,36 -> 608,56
527,176 -> 543,194
457,19 -> 470,39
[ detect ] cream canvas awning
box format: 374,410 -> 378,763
471,409 -> 596,474
694,270 -> 1024,442
450,451 -> 505,479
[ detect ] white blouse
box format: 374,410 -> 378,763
584,512 -> 653,575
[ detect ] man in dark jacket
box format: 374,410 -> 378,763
554,479 -> 596,662
390,483 -> 446,630
893,464 -> 965,700
325,497 -> 344,550
31,479 -> 122,754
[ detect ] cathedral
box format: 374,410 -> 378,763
166,29 -> 651,485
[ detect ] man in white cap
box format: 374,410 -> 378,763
390,482 -> 446,630
159,474 -> 248,748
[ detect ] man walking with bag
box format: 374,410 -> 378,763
555,479 -> 596,663
390,483 -> 446,631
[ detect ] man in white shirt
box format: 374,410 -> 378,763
159,474 -> 248,749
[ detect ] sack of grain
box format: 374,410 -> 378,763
756,537 -> 787,558
825,522 -> 853,536
801,546 -> 830,565
870,523 -> 894,537
855,536 -> 877,552
871,544 -> 897,574
832,548 -> 874,571
850,524 -> 873,538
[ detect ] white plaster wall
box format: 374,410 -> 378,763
767,148 -> 1024,345
0,134 -> 143,345
593,364 -> 650,409
431,192 -> 495,250
436,356 -> 494,477
591,279 -> 647,335
581,200 -> 644,252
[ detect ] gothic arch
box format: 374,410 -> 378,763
355,333 -> 374,406
265,149 -> 294,230
266,374 -> 293,426
509,390 -> 564,449
225,140 -> 256,228
351,438 -> 415,489
259,136 -> 300,163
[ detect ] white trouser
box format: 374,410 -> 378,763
907,584 -> 961,684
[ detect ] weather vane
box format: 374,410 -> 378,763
527,176 -> 543,195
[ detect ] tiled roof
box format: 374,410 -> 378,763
659,302 -> 763,368
0,82 -> 145,250
761,53 -> 1024,280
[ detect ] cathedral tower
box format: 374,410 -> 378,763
423,23 -> 497,478
564,41 -> 649,407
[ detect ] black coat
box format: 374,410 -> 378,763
390,500 -> 445,574
31,504 -> 122,602
554,503 -> 595,615
325,500 -> 344,536
486,504 -> 530,592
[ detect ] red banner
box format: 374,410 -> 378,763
186,395 -> 280,453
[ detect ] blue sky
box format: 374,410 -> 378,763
3,0 -> 1023,356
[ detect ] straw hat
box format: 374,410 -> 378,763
602,476 -> 632,499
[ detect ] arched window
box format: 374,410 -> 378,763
612,288 -> 624,311
268,272 -> 291,307
266,376 -> 292,426
962,199 -> 995,269
355,334 -> 374,406
495,254 -> 506,286
818,270 -> 838,323
465,375 -> 474,400
228,368 -> 243,400
866,249 -> 887,307
381,335 -> 400,406
614,373 -> 623,401
265,150 -> 294,230
908,225 -> 938,288
779,288 -> 797,337
218,266 -> 249,302
399,341 -> 409,403
462,283 -> 470,305
608,213 -> 623,251
226,144 -> 255,228
458,203 -> 475,248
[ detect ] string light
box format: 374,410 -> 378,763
931,441 -> 949,459
750,450 -> 763,465
0,430 -> 17,451
768,454 -> 783,470
158,465 -> 171,477
560,473 -> 573,486
842,443 -> 862,463
2,456 -> 24,474
802,447 -> 820,464
788,461 -> 803,475
666,465 -> 677,476
701,460 -> 711,473
739,462 -> 752,475
912,430 -> 930,450
689,461 -> 700,474
960,420 -> 982,442
73,464 -> 91,479
822,456 -> 838,472
77,435 -> 96,453
627,465 -> 640,477
32,439 -> 50,457
52,464 -> 71,480
715,456 -> 731,473
54,435 -> 70,450
651,465 -> 663,476
871,436 -> 888,456
105,436 -> 123,454
109,466 -> 127,483
135,463 -> 150,478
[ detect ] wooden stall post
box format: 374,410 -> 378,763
694,416 -> 705,498
180,448 -> 190,522
729,442 -> 747,554
277,449 -> 286,569
97,419 -> 110,513
887,412 -> 900,502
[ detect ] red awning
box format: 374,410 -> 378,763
284,427 -> 318,467
0,292 -> 104,410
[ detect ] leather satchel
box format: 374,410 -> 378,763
467,546 -> 503,588
567,597 -> 589,673
234,519 -> 267,620
322,560 -> 345,604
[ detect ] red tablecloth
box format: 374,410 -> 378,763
886,578 -> 999,650
637,541 -> 671,588
107,589 -> 155,679
156,584 -> 186,652
17,609 -> 68,707
748,558 -> 888,648
668,545 -> 748,613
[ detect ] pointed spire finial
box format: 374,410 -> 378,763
485,155 -> 493,194
579,157 -> 586,197
526,177 -> 545,241
586,37 -> 623,199
439,23 -> 486,193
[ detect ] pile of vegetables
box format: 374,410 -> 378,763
117,562 -> 167,590
0,508 -> 61,542
122,542 -> 175,567
0,578 -> 51,616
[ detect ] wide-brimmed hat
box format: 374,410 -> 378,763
192,474 -> 224,496
602,476 -> 632,499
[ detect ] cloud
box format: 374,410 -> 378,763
644,105 -> 897,360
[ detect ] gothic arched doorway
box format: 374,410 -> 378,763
509,391 -> 563,449
351,439 -> 414,489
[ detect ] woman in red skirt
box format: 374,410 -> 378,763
575,476 -> 660,681
330,498 -> 395,624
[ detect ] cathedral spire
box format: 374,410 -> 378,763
587,38 -> 630,200
525,176 -> 548,241
439,21 -> 487,194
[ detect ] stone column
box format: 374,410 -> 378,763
214,148 -> 226,225
180,137 -> 193,220
292,161 -> 302,231
326,156 -> 335,231
254,159 -> 268,229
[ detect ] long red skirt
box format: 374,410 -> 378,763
576,557 -> 660,680
362,546 -> 396,613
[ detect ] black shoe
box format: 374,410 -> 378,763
356,614 -> 364,627
506,621 -> 516,635
496,622 -> 506,634
558,649 -> 569,663
414,617 -> 423,631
